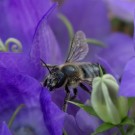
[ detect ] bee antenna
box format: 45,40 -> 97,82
40,58 -> 51,73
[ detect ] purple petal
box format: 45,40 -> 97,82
0,122 -> 12,135
0,66 -> 41,113
98,33 -> 134,77
60,0 -> 110,38
49,0 -> 110,57
40,89 -> 65,135
0,53 -> 44,80
76,109 -> 100,135
96,56 -> 119,79
105,0 -> 135,22
64,114 -> 83,135
0,0 -> 53,52
0,67 -> 49,134
31,8 -> 62,65
119,57 -> 135,97
11,107 -> 50,135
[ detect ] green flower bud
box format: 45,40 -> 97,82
91,74 -> 128,125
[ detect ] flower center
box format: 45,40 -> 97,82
0,38 -> 22,52
14,126 -> 36,135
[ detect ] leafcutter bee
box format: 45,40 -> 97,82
41,31 -> 105,112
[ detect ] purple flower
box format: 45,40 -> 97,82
0,66 -> 45,135
0,2 -> 61,80
0,2 -> 65,135
98,33 -> 134,79
0,122 -> 12,135
0,53 -> 45,80
0,65 -> 65,135
40,89 -> 65,135
0,0 -> 54,53
119,57 -> 135,97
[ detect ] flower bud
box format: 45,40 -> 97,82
91,74 -> 128,125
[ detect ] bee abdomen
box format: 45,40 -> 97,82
79,63 -> 100,78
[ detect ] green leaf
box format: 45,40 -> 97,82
85,38 -> 106,47
92,123 -> 115,135
68,101 -> 98,117
121,117 -> 135,126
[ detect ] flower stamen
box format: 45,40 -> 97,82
0,38 -> 23,52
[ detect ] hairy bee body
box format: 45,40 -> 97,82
58,62 -> 101,88
77,62 -> 100,79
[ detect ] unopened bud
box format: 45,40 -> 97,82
91,74 -> 128,125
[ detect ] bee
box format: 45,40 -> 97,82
41,31 -> 105,112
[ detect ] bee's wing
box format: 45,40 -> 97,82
65,31 -> 89,63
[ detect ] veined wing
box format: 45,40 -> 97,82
65,31 -> 89,63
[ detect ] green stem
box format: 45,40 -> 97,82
58,13 -> 74,42
85,38 -> 106,47
99,65 -> 103,77
8,104 -> 25,128
118,126 -> 126,135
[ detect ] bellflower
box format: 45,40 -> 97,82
0,3 -> 61,81
0,3 -> 65,135
0,0 -> 54,53
0,64 -> 65,135
0,66 -> 46,135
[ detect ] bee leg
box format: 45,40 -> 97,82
79,83 -> 91,94
70,88 -> 78,100
62,85 -> 70,112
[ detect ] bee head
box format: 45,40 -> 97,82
44,68 -> 66,91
